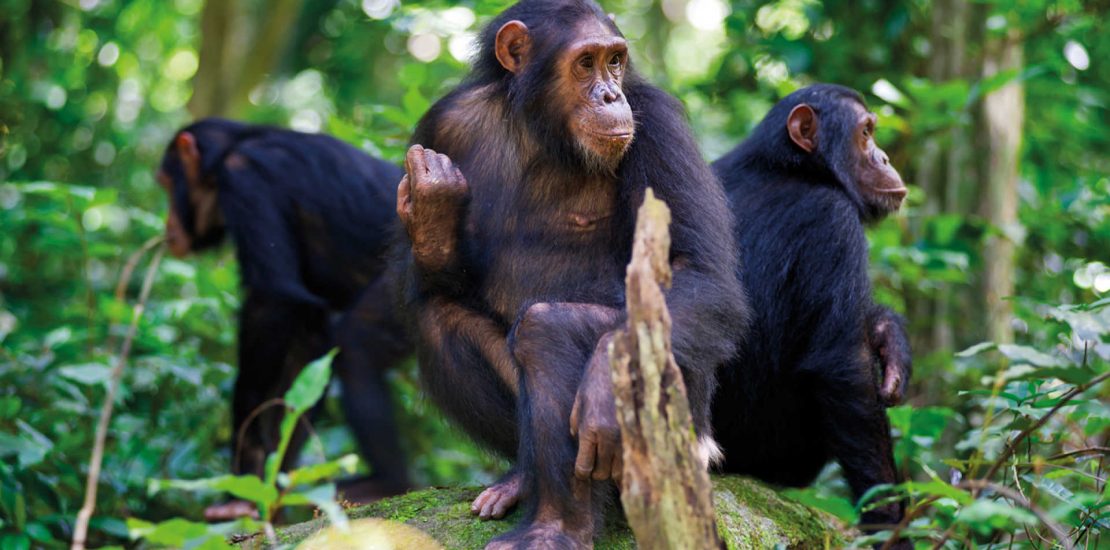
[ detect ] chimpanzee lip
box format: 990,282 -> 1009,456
875,185 -> 907,194
589,130 -> 634,139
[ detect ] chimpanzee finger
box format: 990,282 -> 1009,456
880,368 -> 904,406
396,175 -> 411,220
574,434 -> 597,480
592,436 -> 613,480
405,144 -> 426,180
422,148 -> 441,182
453,167 -> 467,191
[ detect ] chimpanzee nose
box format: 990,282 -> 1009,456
602,85 -> 621,104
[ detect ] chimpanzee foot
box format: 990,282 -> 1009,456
471,470 -> 523,520
203,499 -> 259,522
485,521 -> 592,550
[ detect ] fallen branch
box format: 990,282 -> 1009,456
72,245 -> 165,550
609,188 -> 721,550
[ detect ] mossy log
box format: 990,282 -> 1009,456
241,476 -> 847,549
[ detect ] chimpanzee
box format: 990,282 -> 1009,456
391,1 -> 746,547
156,119 -> 413,520
711,84 -> 912,545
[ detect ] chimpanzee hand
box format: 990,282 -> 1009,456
871,313 -> 912,406
397,144 -> 469,273
569,332 -> 622,482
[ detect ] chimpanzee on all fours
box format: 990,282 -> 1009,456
711,84 -> 913,545
391,0 -> 746,547
156,119 -> 413,520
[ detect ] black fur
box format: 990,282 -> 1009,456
711,84 -> 908,539
395,0 -> 746,542
162,119 -> 412,496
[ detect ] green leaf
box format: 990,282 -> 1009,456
23,522 -> 52,543
0,534 -> 31,550
284,349 -> 336,413
904,480 -> 973,505
283,454 -> 360,488
57,363 -> 112,386
150,475 -> 278,505
956,499 -> 1037,535
956,342 -> 995,357
996,344 -> 1069,367
781,488 -> 857,521
126,517 -> 232,548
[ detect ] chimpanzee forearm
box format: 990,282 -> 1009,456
417,297 -> 517,393
397,145 -> 472,296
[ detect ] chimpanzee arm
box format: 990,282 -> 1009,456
619,82 -> 748,435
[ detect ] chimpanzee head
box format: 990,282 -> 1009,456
756,84 -> 907,222
156,119 -> 245,256
475,0 -> 635,174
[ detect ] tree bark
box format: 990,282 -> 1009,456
608,189 -> 722,550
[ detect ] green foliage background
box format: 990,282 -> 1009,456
0,0 -> 1107,548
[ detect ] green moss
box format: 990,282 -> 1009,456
244,476 -> 845,549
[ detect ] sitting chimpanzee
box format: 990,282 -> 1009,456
156,119 -> 413,520
391,0 -> 746,547
711,84 -> 912,546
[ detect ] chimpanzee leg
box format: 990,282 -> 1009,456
815,364 -> 907,546
490,302 -> 620,550
232,293 -> 327,476
207,294 -> 326,522
332,276 -> 415,501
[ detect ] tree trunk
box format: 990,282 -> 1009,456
188,0 -> 305,118
608,189 -> 722,550
189,0 -> 239,117
979,31 -> 1025,344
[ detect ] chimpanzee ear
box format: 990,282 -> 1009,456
175,131 -> 203,185
786,104 -> 818,153
495,20 -> 531,74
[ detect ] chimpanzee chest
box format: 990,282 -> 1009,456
471,198 -> 624,323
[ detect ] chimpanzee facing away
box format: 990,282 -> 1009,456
157,119 -> 413,520
392,0 -> 746,547
711,84 -> 912,546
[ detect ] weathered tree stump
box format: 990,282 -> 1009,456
608,188 -> 722,549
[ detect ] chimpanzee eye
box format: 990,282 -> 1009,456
609,53 -> 622,68
579,55 -> 594,69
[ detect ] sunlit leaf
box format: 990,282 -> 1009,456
284,349 -> 337,413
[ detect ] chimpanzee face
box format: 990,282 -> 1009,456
157,132 -> 224,258
848,102 -> 906,215
494,17 -> 635,173
156,169 -> 193,258
558,18 -> 634,166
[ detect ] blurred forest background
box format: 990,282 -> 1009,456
1,0 -> 1108,548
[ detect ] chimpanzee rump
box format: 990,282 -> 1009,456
391,1 -> 747,547
156,119 -> 413,519
711,84 -> 912,546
